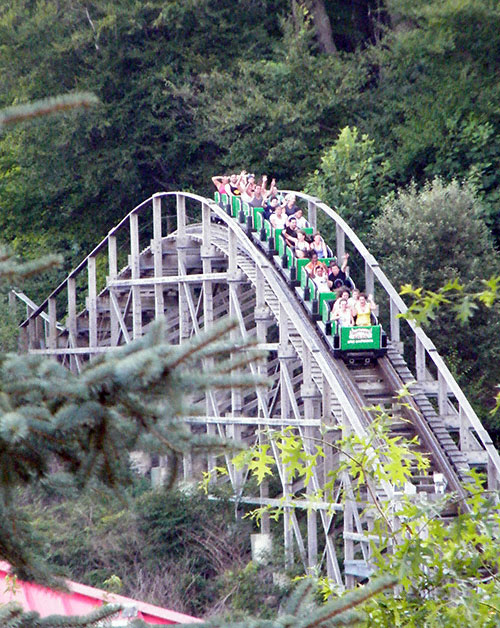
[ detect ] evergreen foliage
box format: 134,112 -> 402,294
0,94 -> 99,131
0,312 -> 265,585
0,602 -> 120,627
171,575 -> 397,627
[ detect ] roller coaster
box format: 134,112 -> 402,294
15,189 -> 500,588
220,191 -> 388,365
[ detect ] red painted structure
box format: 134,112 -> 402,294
0,562 -> 201,624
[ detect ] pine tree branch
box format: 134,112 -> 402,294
296,574 -> 397,627
0,93 -> 99,130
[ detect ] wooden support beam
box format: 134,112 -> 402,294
108,273 -> 229,287
438,371 -> 448,417
305,426 -> 318,572
67,277 -> 77,341
48,297 -> 57,350
336,223 -> 345,261
308,199 -> 317,232
129,212 -> 142,339
233,495 -> 343,512
107,235 -> 119,345
364,260 -> 374,297
390,298 -> 400,344
202,202 -> 211,250
87,257 -> 97,348
108,234 -> 117,279
228,228 -> 237,275
30,346 -> 118,355
416,338 -> 426,382
176,193 -> 186,236
67,277 -> 81,373
109,290 -> 131,344
344,484 -> 355,589
152,194 -> 165,320
184,415 -> 320,426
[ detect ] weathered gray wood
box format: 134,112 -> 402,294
416,337 -> 426,382
364,259 -> 374,297
336,223 -> 345,261
206,423 -> 217,484
109,273 -> 229,287
87,257 -> 97,347
107,235 -> 119,345
30,346 -> 118,355
308,199 -> 317,232
344,481 -> 355,589
178,200 -> 193,482
283,480 -> 294,568
225,495 -> 343,511
176,193 -> 186,236
438,371 -> 448,417
305,426 -> 318,572
183,451 -> 193,481
228,228 -> 237,275
129,212 -> 142,338
67,277 -> 81,373
48,297 -> 57,350
183,416 -> 320,427
152,194 -> 164,320
109,290 -> 132,344
67,277 -> 77,340
202,202 -> 211,250
390,298 -> 400,343
108,234 -> 117,279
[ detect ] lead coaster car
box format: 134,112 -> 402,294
332,324 -> 388,365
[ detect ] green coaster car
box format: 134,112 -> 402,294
332,324 -> 387,365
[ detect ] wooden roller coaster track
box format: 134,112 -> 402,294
15,190 -> 500,588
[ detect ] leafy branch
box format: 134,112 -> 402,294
399,275 -> 500,327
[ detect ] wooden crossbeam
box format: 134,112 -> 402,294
185,415 -> 321,426
109,290 -> 132,344
235,495 -> 344,512
108,272 -> 229,287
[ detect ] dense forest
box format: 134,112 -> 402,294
2,1 -> 500,625
2,0 -> 500,250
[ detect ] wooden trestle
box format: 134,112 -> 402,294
16,191 -> 500,588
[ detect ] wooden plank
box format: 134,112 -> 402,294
152,194 -> 165,320
48,297 -> 57,350
109,290 -> 132,344
87,257 -> 97,348
129,212 -> 142,339
30,346 -> 119,355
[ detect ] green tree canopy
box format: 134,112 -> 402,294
305,126 -> 393,238
370,178 -> 500,427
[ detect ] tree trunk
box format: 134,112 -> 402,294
308,0 -> 337,54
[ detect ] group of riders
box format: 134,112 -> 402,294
212,171 -> 378,327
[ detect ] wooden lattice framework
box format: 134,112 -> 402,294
16,191 -> 500,587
